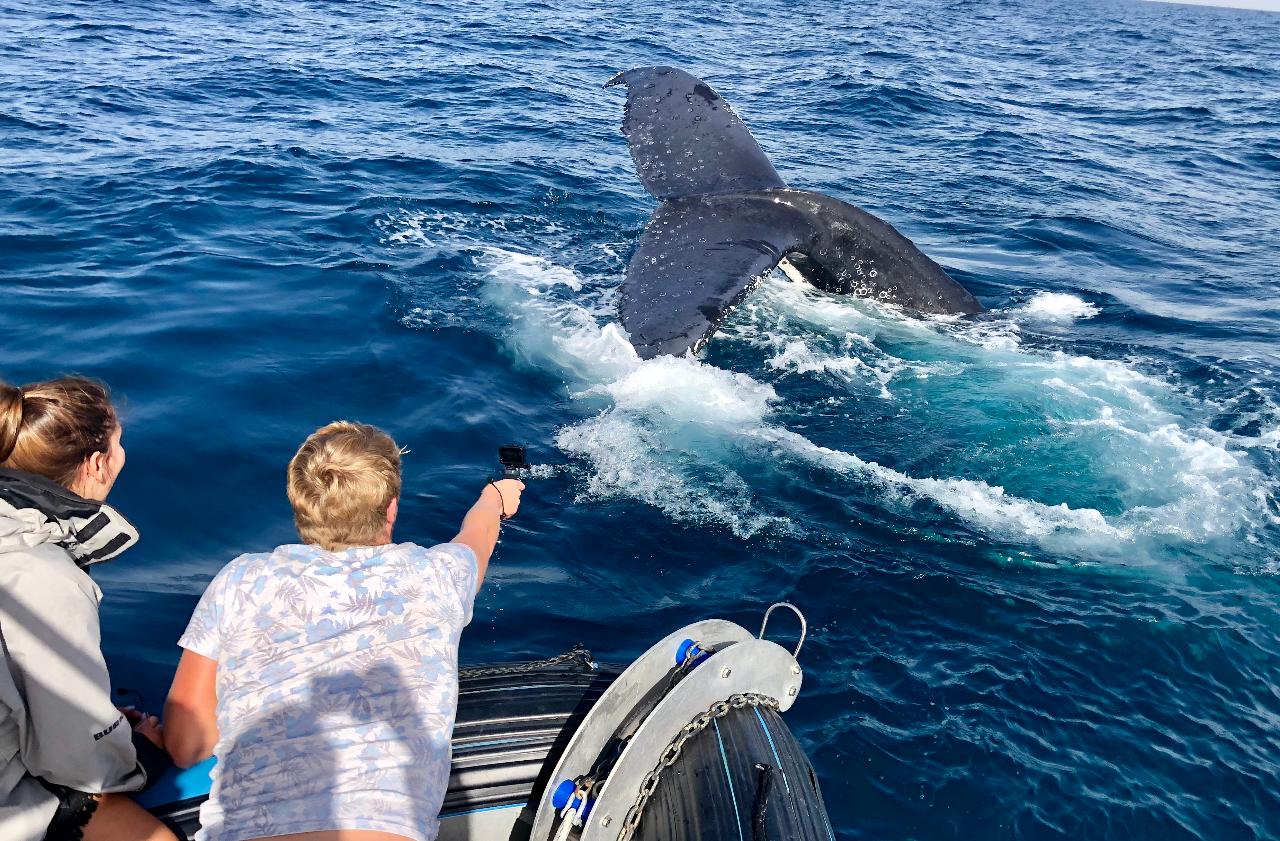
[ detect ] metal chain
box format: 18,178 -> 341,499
615,692 -> 780,841
459,644 -> 596,679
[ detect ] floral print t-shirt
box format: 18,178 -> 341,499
178,541 -> 478,841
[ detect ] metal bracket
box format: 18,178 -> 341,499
759,602 -> 807,659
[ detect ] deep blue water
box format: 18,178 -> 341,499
4,0 -> 1280,837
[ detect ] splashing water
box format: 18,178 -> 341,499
1016,291 -> 1102,322
457,243 -> 1275,567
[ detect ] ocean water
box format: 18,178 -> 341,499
3,0 -> 1280,837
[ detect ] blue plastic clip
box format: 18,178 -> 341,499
675,638 -> 709,667
551,779 -> 593,819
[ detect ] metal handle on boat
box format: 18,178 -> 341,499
759,602 -> 806,659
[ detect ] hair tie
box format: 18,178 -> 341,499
0,384 -> 25,463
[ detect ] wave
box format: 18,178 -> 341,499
0,112 -> 65,133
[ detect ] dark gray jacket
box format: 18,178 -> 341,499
0,468 -> 145,841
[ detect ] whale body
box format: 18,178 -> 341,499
607,66 -> 984,359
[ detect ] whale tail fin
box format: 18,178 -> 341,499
606,67 -> 785,201
608,66 -> 797,359
619,197 -> 811,359
608,68 -> 984,359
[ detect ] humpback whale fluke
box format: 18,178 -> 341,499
606,66 -> 984,359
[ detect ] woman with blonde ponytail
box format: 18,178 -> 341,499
0,377 -> 175,841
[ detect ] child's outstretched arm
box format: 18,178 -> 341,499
451,479 -> 524,587
163,649 -> 219,769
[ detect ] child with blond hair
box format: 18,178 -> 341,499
164,422 -> 523,841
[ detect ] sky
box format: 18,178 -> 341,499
1146,0 -> 1280,10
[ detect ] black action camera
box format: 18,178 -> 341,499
498,445 -> 530,478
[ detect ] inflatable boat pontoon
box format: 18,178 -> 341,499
139,605 -> 834,840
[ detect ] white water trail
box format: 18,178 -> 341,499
425,237 -> 1275,564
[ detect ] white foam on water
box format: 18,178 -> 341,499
764,338 -> 898,397
1252,427 -> 1280,449
731,288 -> 970,399
756,426 -> 1128,541
376,209 -> 565,249
1015,291 -> 1101,322
555,413 -> 790,539
750,278 -> 1273,552
482,248 -> 583,292
752,278 -> 1160,409
584,357 -> 777,426
375,209 -> 474,246
401,306 -> 455,329
767,339 -> 857,376
479,247 -> 790,537
471,249 -> 1272,563
760,334 -> 970,400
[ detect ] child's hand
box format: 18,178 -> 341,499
134,714 -> 165,750
485,479 -> 525,520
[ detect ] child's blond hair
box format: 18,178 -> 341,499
287,421 -> 402,551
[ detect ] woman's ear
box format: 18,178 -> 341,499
72,452 -> 103,500
386,497 -> 399,531
74,450 -> 108,492
86,449 -> 109,484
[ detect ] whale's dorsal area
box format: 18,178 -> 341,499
607,67 -> 985,360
